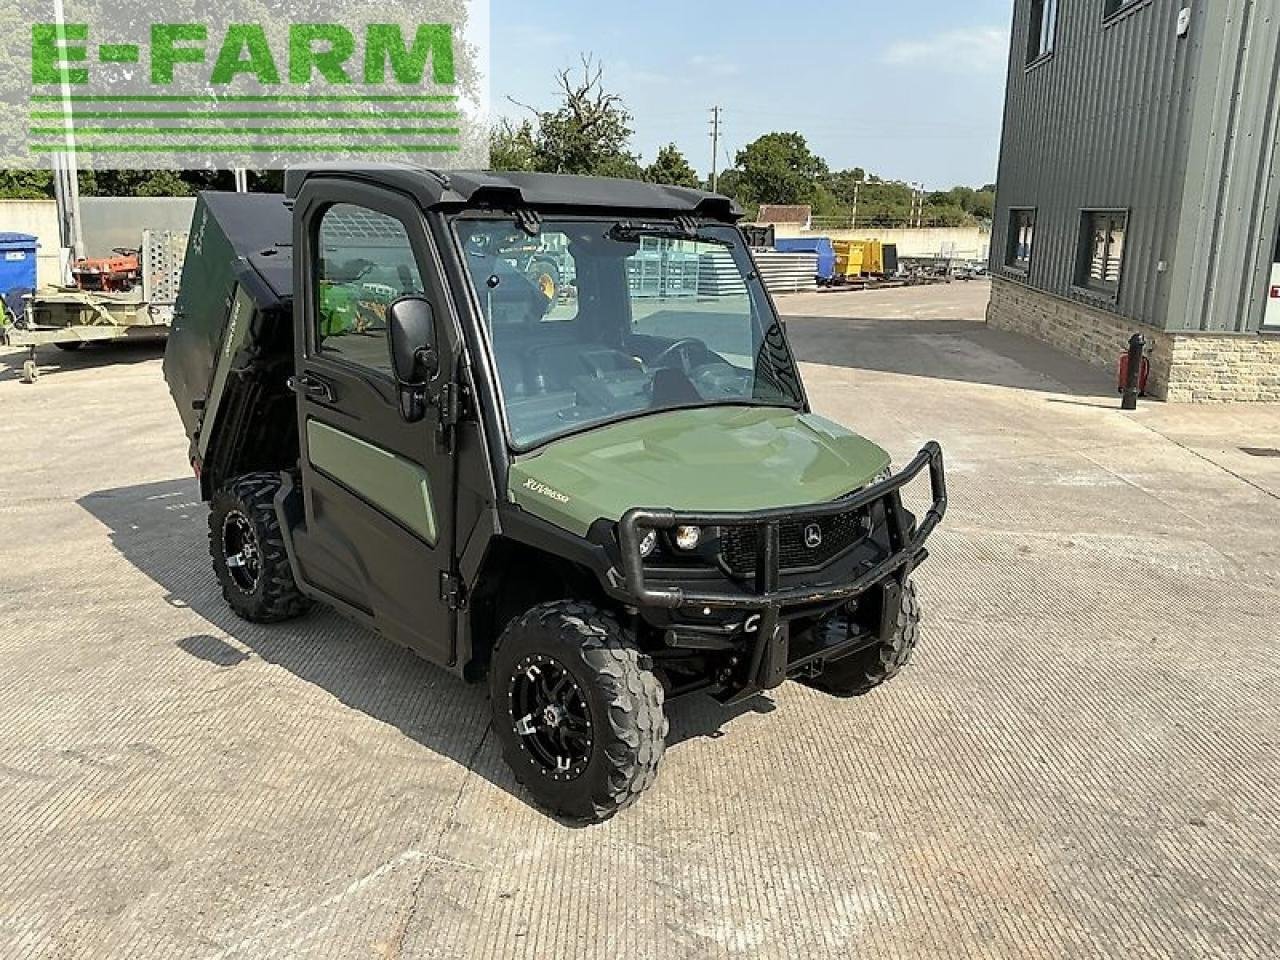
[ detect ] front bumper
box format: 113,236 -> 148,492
617,441 -> 948,701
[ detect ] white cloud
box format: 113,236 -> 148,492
881,26 -> 1009,74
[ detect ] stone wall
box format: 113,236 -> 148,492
987,276 -> 1280,402
1162,335 -> 1280,402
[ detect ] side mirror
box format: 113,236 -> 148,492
387,296 -> 439,422
388,295 -> 438,385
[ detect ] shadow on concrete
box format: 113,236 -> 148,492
0,340 -> 166,383
79,477 -> 775,823
783,315 -> 1117,397
1044,397 -> 1127,411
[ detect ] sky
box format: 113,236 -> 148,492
488,0 -> 1014,191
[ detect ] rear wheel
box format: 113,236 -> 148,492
55,341 -> 84,352
804,581 -> 920,697
209,472 -> 311,623
490,600 -> 667,823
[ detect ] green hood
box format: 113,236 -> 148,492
508,406 -> 890,536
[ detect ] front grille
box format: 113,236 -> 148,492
719,507 -> 872,578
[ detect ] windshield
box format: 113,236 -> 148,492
455,217 -> 803,449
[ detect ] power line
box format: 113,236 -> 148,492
709,106 -> 722,192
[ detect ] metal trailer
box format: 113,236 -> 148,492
5,229 -> 187,383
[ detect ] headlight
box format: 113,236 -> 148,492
638,527 -> 658,558
673,525 -> 701,551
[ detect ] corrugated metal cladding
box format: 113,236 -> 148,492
1169,0 -> 1280,333
991,0 -> 1200,331
993,0 -> 1280,334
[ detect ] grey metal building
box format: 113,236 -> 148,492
988,0 -> 1280,401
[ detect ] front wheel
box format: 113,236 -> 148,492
804,580 -> 920,697
490,601 -> 667,823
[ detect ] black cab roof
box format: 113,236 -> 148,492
283,164 -> 742,221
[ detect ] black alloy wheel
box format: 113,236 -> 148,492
221,510 -> 263,594
507,653 -> 594,781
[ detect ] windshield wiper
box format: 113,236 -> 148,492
606,220 -> 734,247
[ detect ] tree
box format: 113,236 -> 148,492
644,144 -> 699,188
969,190 -> 996,220
709,168 -> 745,199
490,118 -> 537,172
946,186 -> 976,212
593,153 -> 644,181
0,168 -> 104,199
812,184 -> 846,220
84,170 -> 194,197
733,132 -> 828,206
0,170 -> 54,199
511,55 -> 640,177
822,169 -> 868,207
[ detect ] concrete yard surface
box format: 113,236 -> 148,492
1,280 -> 1278,958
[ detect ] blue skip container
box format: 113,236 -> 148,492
0,232 -> 38,320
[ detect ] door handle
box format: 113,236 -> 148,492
287,374 -> 336,403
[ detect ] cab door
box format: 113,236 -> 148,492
290,180 -> 457,665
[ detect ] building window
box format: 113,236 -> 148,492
1077,211 -> 1128,298
1104,0 -> 1144,18
1028,0 -> 1058,62
1006,209 -> 1036,271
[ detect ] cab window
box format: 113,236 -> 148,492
314,204 -> 425,374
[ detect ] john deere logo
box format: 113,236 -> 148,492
804,523 -> 823,549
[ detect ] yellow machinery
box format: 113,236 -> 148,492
833,239 -> 887,280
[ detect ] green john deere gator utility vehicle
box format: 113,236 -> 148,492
163,166 -> 947,822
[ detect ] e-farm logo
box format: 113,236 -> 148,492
31,23 -> 456,88
9,0 -> 488,169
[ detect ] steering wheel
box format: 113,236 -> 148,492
650,338 -> 705,374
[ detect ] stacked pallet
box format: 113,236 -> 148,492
750,251 -> 819,294
696,250 -> 742,297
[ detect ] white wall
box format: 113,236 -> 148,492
774,224 -> 991,260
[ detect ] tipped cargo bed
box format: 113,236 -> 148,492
163,192 -> 293,442
163,192 -> 299,493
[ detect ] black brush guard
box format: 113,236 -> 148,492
617,441 -> 948,702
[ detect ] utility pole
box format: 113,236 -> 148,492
52,0 -> 84,285
850,174 -> 863,230
709,106 -> 722,192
